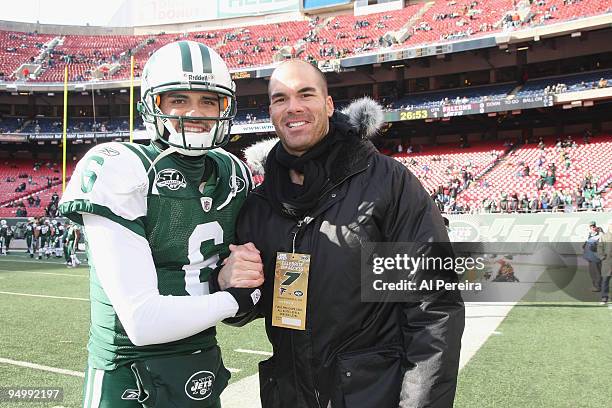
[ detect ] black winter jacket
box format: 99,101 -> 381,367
230,113 -> 465,408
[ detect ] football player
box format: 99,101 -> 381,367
24,217 -> 35,257
0,220 -> 8,255
62,220 -> 73,265
38,219 -> 52,259
59,41 -> 263,408
52,220 -> 65,258
65,222 -> 81,267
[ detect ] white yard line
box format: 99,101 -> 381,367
0,356 -> 240,379
0,258 -> 74,266
234,349 -> 273,356
0,357 -> 85,378
21,271 -> 86,278
0,291 -> 88,301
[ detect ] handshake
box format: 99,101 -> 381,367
217,242 -> 265,316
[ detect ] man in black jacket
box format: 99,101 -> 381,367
217,60 -> 465,408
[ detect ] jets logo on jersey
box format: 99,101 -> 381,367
230,175 -> 246,194
97,147 -> 120,157
201,197 -> 213,212
156,169 -> 187,191
185,371 -> 215,401
121,389 -> 139,400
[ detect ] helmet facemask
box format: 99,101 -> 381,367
139,83 -> 237,157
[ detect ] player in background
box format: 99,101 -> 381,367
24,218 -> 35,257
62,220 -> 73,266
66,223 -> 82,268
53,220 -> 65,258
32,218 -> 41,259
0,220 -> 8,255
38,219 -> 52,259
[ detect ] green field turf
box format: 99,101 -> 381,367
0,253 -> 270,407
456,262 -> 611,408
456,301 -> 612,408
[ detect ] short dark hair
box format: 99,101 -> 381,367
268,59 -> 328,96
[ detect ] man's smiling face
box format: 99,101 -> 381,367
268,61 -> 334,157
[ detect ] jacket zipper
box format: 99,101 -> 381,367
289,217 -> 322,408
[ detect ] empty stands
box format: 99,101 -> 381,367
1,0 -> 610,81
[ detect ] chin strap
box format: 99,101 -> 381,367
146,145 -> 182,177
216,155 -> 237,211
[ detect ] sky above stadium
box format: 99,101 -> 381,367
3,0 -> 125,26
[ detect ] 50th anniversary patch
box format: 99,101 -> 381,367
156,169 -> 187,191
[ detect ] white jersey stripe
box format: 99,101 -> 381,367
90,368 -> 104,408
83,366 -> 94,408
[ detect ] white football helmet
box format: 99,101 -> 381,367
138,41 -> 237,156
0,220 -> 6,227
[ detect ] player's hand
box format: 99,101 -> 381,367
218,242 -> 264,290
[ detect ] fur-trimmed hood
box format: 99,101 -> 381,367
243,97 -> 383,175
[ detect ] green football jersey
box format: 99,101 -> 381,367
25,224 -> 34,238
59,142 -> 252,370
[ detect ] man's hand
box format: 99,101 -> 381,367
218,242 -> 264,290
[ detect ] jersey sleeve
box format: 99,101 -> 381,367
59,142 -> 150,238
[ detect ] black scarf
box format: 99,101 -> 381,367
264,115 -> 355,219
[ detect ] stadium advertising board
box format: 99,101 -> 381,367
302,0 -> 351,10
343,37 -> 497,68
387,94 -> 554,122
231,71 -> 254,80
27,132 -> 131,141
448,213 -> 612,243
0,134 -> 27,142
123,0 -> 218,27
217,0 -> 299,18
230,122 -> 275,134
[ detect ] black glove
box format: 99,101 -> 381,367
224,287 -> 262,316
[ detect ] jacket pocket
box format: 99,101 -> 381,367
259,357 -> 282,408
334,345 -> 403,408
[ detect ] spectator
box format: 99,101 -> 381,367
596,220 -> 612,305
583,221 -> 602,292
592,193 -> 604,211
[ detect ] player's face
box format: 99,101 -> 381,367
268,63 -> 334,157
159,91 -> 221,134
